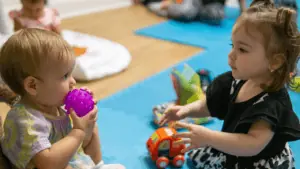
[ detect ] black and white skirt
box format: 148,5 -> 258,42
188,143 -> 295,169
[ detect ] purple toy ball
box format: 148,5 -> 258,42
64,88 -> 95,117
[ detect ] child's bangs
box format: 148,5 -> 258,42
234,13 -> 275,49
46,38 -> 74,64
233,15 -> 257,38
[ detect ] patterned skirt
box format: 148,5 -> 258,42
188,143 -> 295,169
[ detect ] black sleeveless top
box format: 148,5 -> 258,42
206,71 -> 300,167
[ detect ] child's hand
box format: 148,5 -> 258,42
79,87 -> 97,104
79,87 -> 98,145
173,122 -> 212,153
159,105 -> 190,126
70,106 -> 98,132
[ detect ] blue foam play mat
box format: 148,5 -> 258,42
96,1 -> 300,169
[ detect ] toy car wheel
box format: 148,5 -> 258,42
172,155 -> 185,167
156,156 -> 169,168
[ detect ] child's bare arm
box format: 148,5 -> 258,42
83,125 -> 101,164
181,96 -> 210,118
32,107 -> 97,169
32,129 -> 85,169
208,120 -> 274,156
82,123 -> 95,148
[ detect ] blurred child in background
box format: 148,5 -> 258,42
9,0 -> 61,34
134,0 -> 247,25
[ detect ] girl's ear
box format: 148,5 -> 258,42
269,53 -> 285,72
23,76 -> 40,96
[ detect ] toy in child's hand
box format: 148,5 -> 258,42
153,102 -> 212,129
64,88 -> 95,117
153,64 -> 213,129
147,127 -> 185,168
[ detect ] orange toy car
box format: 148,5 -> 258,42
146,127 -> 186,168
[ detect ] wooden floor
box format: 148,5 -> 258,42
0,5 -> 201,119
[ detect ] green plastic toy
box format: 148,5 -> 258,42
289,75 -> 300,92
153,64 -> 212,129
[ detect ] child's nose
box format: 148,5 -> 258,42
228,50 -> 237,61
70,76 -> 76,88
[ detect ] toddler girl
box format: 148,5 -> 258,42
160,0 -> 300,168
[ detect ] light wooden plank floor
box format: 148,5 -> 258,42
0,5 -> 202,119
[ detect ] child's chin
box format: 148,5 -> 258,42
231,71 -> 247,80
231,70 -> 240,78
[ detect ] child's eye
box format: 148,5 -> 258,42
239,48 -> 247,53
63,73 -> 69,80
229,43 -> 234,48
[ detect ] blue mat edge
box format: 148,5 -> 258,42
135,25 -> 209,49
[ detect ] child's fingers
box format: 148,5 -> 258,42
93,114 -> 98,122
88,119 -> 97,126
174,122 -> 192,131
80,86 -> 88,91
88,106 -> 98,120
173,138 -> 191,146
88,89 -> 93,96
169,121 -> 176,128
80,87 -> 93,96
93,99 -> 98,105
159,118 -> 171,126
92,111 -> 98,122
163,105 -> 180,114
159,106 -> 179,126
173,131 -> 192,139
69,109 -> 78,121
159,119 -> 166,126
181,144 -> 197,153
163,107 -> 173,115
158,114 -> 168,126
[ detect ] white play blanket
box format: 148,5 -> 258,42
0,30 -> 132,81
